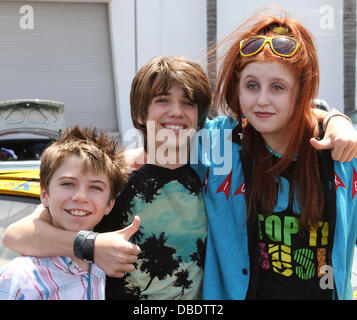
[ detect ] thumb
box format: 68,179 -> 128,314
310,137 -> 333,150
118,216 -> 140,241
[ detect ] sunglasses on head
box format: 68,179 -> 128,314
240,36 -> 299,58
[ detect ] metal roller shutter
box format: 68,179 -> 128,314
0,1 -> 118,133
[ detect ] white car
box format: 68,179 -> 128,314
0,99 -> 64,267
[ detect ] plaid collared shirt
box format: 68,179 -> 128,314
0,256 -> 105,300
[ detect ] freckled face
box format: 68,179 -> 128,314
40,155 -> 115,232
238,61 -> 299,145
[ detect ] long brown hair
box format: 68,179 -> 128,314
215,9 -> 323,230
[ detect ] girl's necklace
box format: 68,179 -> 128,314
264,141 -> 298,160
264,141 -> 283,158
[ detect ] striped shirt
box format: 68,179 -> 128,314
0,256 -> 105,300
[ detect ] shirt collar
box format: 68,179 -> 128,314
50,256 -> 91,276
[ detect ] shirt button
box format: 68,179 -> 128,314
242,268 -> 248,275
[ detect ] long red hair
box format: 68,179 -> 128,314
215,10 -> 323,230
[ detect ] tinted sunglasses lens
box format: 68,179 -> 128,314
271,37 -> 297,55
241,38 -> 265,55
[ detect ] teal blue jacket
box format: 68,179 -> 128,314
191,116 -> 357,300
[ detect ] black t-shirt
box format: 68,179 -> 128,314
256,209 -> 332,299
95,164 -> 207,300
246,152 -> 335,300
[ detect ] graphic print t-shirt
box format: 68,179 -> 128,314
250,161 -> 333,300
95,164 -> 207,300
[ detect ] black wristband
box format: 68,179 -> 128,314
73,230 -> 98,263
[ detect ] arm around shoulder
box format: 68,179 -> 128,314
2,204 -> 75,257
310,108 -> 357,162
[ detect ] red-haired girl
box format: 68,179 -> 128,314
199,10 -> 357,300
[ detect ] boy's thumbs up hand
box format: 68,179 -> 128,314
117,216 -> 140,241
94,216 -> 141,278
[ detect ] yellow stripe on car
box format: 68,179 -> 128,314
0,169 -> 40,197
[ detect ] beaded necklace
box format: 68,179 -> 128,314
264,141 -> 298,160
264,141 -> 283,158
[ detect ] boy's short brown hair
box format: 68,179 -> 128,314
40,126 -> 128,199
130,56 -> 212,145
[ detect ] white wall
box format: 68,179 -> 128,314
136,0 -> 207,64
109,0 -> 136,143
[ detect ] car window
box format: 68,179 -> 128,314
0,139 -> 52,161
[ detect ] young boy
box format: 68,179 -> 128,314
0,126 -> 128,299
2,56 -> 212,300
95,56 -> 212,299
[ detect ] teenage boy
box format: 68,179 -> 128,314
0,126 -> 132,299
96,56 -> 212,299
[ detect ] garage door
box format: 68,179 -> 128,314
0,1 -> 118,134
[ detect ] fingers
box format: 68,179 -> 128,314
93,230 -> 141,277
310,137 -> 332,150
105,241 -> 141,264
330,135 -> 357,161
330,142 -> 345,161
112,271 -> 125,278
347,147 -> 357,162
101,250 -> 139,277
118,216 -> 141,241
105,263 -> 135,278
94,248 -> 140,278
331,140 -> 357,162
120,242 -> 141,257
310,136 -> 357,162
